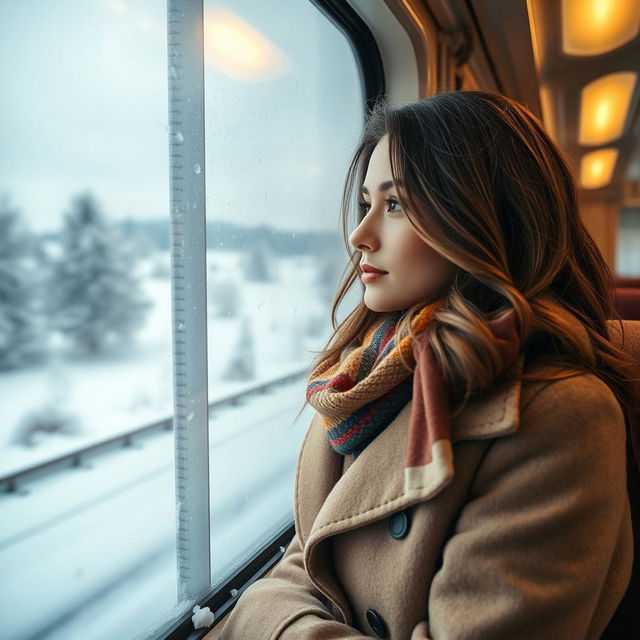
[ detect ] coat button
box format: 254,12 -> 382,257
388,510 -> 410,539
366,608 -> 389,639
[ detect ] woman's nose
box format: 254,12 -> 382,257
349,217 -> 379,252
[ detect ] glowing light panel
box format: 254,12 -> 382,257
562,0 -> 640,55
579,72 -> 637,145
580,148 -> 619,189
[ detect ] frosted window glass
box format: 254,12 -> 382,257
202,0 -> 364,586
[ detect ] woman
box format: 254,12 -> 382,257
219,91 -> 639,639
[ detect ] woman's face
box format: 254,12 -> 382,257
349,135 -> 456,312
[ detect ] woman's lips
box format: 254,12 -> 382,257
361,271 -> 387,283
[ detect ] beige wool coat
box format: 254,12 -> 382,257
219,320 -> 633,640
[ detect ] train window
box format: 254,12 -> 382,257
0,1 -> 363,639
201,0 -> 362,593
618,208 -> 640,275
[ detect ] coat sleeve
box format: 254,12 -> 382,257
419,374 -> 633,640
218,527 -> 371,639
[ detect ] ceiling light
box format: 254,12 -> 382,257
562,0 -> 640,56
580,148 -> 619,189
579,72 -> 637,145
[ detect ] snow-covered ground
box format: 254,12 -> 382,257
0,250 -> 340,640
0,380 -> 314,640
0,250 -> 330,472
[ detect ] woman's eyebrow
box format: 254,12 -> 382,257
361,180 -> 402,195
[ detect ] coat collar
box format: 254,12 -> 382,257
296,355 -> 524,549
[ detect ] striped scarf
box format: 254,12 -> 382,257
306,301 -> 519,463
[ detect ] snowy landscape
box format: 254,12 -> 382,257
0,203 -> 351,640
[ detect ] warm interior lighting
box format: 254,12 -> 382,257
203,6 -> 291,81
580,148 -> 619,189
525,0 -> 543,71
579,72 -> 637,145
562,0 -> 640,55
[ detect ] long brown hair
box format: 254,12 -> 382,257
295,90 -> 640,468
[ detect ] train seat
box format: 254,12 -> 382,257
613,276 -> 640,289
601,319 -> 640,639
612,289 -> 640,320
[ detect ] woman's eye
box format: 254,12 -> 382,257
357,199 -> 402,215
386,198 -> 402,214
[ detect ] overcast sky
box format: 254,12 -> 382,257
0,0 -> 363,234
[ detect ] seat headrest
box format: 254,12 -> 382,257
612,290 -> 640,321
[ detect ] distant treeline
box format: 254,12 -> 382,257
38,219 -> 340,256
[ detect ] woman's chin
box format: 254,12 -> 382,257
363,295 -> 401,313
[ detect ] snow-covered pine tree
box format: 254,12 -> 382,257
0,195 -> 46,369
243,239 -> 275,283
47,192 -> 151,354
223,316 -> 256,380
209,279 -> 240,318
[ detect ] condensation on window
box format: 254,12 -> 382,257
202,0 -> 364,589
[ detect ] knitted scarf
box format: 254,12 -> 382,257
306,301 -> 520,473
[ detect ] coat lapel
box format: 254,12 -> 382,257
298,355 -> 523,545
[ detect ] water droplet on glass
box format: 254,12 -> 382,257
230,589 -> 239,597
187,411 -> 194,421
192,202 -> 197,210
175,131 -> 184,143
194,164 -> 201,174
170,65 -> 179,79
178,322 -> 185,330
